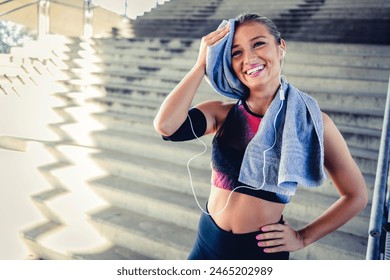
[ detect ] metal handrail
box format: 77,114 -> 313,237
366,73 -> 390,260
0,0 -> 14,6
0,1 -> 40,17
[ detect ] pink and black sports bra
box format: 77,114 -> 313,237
211,100 -> 290,204
162,100 -> 290,204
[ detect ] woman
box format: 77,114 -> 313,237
153,13 -> 368,260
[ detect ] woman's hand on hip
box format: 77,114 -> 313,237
256,219 -> 305,253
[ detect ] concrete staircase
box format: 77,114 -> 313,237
1,0 -> 389,260
281,0 -> 390,44
128,0 -> 390,45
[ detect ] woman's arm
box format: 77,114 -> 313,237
256,112 -> 368,253
153,24 -> 230,137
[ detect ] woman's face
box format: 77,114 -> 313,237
231,22 -> 285,92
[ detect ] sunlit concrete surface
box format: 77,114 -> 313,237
27,144 -> 111,257
0,36 -> 109,258
0,140 -> 111,259
0,146 -> 51,259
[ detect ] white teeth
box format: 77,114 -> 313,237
246,65 -> 265,75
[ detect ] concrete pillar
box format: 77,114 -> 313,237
84,0 -> 94,38
38,0 -> 50,38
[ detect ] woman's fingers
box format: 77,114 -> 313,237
257,231 -> 284,242
203,23 -> 230,46
196,23 -> 230,68
255,219 -> 305,253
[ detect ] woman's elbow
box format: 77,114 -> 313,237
153,117 -> 174,137
358,189 -> 369,211
353,184 -> 369,212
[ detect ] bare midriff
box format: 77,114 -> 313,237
207,186 -> 285,233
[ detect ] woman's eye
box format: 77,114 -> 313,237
253,41 -> 265,48
232,50 -> 242,57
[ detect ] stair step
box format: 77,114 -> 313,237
288,218 -> 367,260
92,109 -> 155,130
91,149 -> 211,197
89,174 -> 205,231
283,63 -> 389,82
21,220 -> 149,260
288,76 -> 387,96
71,63 -> 188,81
337,125 -> 382,151
91,128 -> 212,167
310,91 -> 387,111
88,206 -> 196,259
74,245 -> 153,260
286,188 -> 370,239
285,36 -> 390,53
98,76 -> 178,94
90,44 -> 195,60
21,221 -> 67,260
323,106 -> 385,131
31,187 -> 69,223
90,96 -> 160,118
93,37 -> 195,50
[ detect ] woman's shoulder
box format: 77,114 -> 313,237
321,111 -> 333,128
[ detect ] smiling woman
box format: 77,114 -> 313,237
230,19 -> 286,116
153,13 -> 368,260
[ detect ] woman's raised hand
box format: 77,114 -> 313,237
195,23 -> 230,70
154,23 -> 230,136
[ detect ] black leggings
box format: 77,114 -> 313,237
188,211 -> 289,260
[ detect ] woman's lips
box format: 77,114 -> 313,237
245,65 -> 265,77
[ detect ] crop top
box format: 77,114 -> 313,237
162,100 -> 291,204
211,100 -> 290,204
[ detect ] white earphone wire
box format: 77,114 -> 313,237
186,77 -> 286,216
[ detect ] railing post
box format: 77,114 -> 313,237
83,0 -> 93,38
366,74 -> 390,260
38,0 -> 50,38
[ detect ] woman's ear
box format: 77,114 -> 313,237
280,48 -> 285,58
279,39 -> 287,58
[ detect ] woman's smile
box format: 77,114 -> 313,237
231,22 -> 285,93
245,64 -> 265,77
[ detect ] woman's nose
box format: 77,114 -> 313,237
244,49 -> 258,64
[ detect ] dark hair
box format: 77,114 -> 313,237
235,13 -> 282,45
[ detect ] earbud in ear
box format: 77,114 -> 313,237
280,49 -> 285,58
279,84 -> 285,100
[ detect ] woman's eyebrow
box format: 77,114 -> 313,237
250,35 -> 267,41
232,35 -> 267,49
